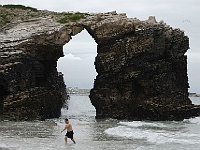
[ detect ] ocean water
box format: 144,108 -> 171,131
0,95 -> 200,150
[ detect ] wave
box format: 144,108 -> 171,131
105,120 -> 200,145
0,143 -> 13,150
119,121 -> 167,128
184,116 -> 200,124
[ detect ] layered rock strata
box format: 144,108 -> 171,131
0,6 -> 200,120
88,16 -> 200,121
0,42 -> 67,120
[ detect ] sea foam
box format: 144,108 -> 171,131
119,121 -> 167,128
105,121 -> 200,144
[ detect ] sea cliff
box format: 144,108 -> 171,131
0,5 -> 200,120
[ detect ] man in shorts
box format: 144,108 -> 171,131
61,118 -> 76,144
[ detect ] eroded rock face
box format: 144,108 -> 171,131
0,43 -> 67,120
88,16 -> 200,121
0,6 -> 199,121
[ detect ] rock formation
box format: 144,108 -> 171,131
0,5 -> 200,121
88,15 -> 200,121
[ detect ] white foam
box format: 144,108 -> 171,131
186,116 -> 200,124
119,121 -> 167,128
0,143 -> 15,149
0,144 -> 7,147
105,123 -> 200,145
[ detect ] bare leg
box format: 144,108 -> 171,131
71,138 -> 76,144
64,136 -> 68,143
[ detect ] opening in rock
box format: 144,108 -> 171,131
57,29 -> 97,118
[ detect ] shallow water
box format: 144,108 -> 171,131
0,95 -> 200,150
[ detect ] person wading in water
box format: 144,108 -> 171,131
61,118 -> 76,144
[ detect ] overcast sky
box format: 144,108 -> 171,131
1,0 -> 200,92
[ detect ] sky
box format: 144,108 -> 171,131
0,0 -> 200,93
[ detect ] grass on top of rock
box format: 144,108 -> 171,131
2,4 -> 38,12
0,13 -> 11,24
58,12 -> 89,23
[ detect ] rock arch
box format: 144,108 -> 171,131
0,10 -> 200,120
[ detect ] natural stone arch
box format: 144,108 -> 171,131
0,8 -> 200,121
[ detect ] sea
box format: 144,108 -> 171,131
1,95 -> 200,150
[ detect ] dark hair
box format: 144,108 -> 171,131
65,118 -> 68,121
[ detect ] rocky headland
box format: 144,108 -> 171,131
0,5 -> 200,121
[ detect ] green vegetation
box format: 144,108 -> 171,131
0,5 -> 89,27
0,13 -> 10,24
58,12 -> 89,24
2,4 -> 38,12
0,13 -> 7,19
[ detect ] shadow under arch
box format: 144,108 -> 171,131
0,82 -> 7,115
